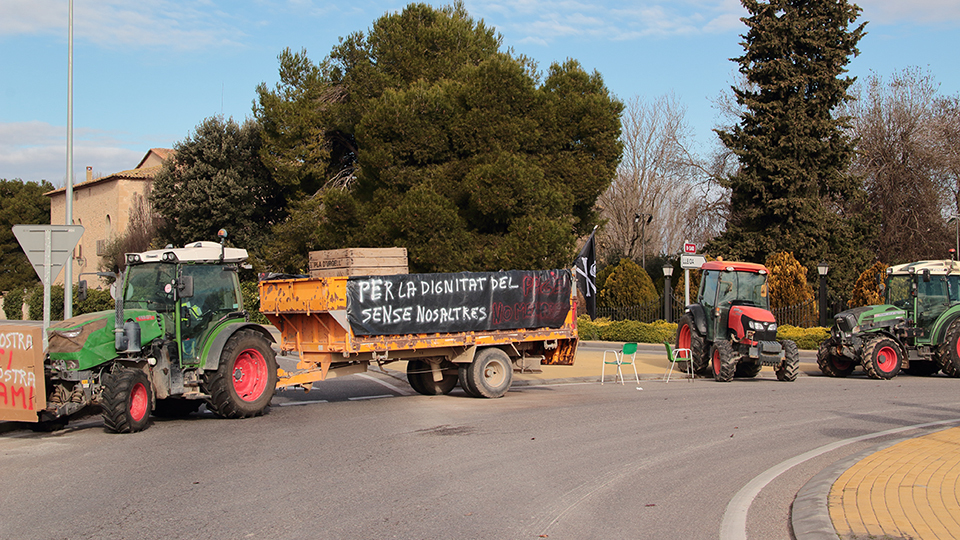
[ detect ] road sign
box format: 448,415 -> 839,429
13,225 -> 84,285
683,242 -> 697,254
681,254 -> 706,269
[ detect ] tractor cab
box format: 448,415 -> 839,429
698,261 -> 772,343
884,260 -> 960,335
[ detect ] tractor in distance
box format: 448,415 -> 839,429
675,260 -> 799,382
818,259 -> 960,379
41,231 -> 276,433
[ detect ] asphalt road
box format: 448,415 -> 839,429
3,369 -> 960,540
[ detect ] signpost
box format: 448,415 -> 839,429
681,241 -> 701,306
12,225 -> 84,348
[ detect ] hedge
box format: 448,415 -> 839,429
577,316 -> 827,350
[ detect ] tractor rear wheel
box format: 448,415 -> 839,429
711,341 -> 737,382
676,314 -> 706,375
205,329 -> 278,418
817,340 -> 855,377
101,368 -> 152,433
776,340 -> 800,381
937,319 -> 960,377
862,336 -> 902,380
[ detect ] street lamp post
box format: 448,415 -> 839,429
663,263 -> 674,323
633,212 -> 653,269
817,261 -> 830,328
950,214 -> 960,257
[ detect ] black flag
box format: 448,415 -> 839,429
574,229 -> 597,319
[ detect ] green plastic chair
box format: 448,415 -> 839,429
663,341 -> 693,382
601,342 -> 640,385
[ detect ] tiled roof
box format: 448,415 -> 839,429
45,149 -> 172,196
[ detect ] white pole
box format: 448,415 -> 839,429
64,0 -> 74,319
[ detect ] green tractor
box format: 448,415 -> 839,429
675,260 -> 799,382
42,232 -> 277,432
818,260 -> 960,379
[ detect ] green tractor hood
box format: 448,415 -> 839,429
47,309 -> 164,371
832,304 -> 906,336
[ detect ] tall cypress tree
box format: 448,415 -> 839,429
712,0 -> 870,292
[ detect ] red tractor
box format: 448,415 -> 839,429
675,260 -> 799,382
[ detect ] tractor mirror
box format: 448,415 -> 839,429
922,269 -> 931,283
177,276 -> 194,299
78,279 -> 87,301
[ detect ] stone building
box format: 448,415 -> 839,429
45,148 -> 172,286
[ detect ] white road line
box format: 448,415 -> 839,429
277,399 -> 329,407
356,373 -> 412,395
719,417 -> 960,540
348,394 -> 393,401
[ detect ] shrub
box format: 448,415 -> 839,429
598,259 -> 658,308
848,261 -> 887,308
577,315 -> 676,344
765,251 -> 814,309
241,281 -> 268,325
776,324 -> 828,350
3,288 -> 25,320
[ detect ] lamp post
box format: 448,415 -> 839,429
817,261 -> 829,328
663,263 -> 674,323
633,212 -> 653,269
949,214 -> 960,258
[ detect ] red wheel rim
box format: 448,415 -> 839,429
679,325 -> 691,350
233,348 -> 268,402
832,357 -> 852,371
130,382 -> 148,422
713,348 -> 721,375
876,345 -> 898,373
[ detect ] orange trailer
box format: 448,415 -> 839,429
259,269 -> 579,398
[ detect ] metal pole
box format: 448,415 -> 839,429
64,0 -> 74,319
818,273 -> 828,327
664,273 -> 672,323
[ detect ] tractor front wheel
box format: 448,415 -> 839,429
862,337 -> 902,380
817,340 -> 855,377
205,329 -> 278,418
776,340 -> 800,381
101,368 -> 152,433
711,341 -> 737,382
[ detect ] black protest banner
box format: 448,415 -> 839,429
346,269 -> 572,336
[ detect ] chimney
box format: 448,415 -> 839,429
86,166 -> 93,182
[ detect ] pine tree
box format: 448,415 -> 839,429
712,0 -> 871,297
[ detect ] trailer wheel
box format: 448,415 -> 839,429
205,329 -> 278,418
937,319 -> 960,377
711,341 -> 737,382
465,348 -> 513,398
676,315 -> 706,376
862,337 -> 902,380
152,398 -> 202,418
407,360 -> 458,395
101,368 -> 152,433
776,340 -> 800,381
817,340 -> 854,377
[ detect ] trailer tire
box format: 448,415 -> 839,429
937,319 -> 960,377
776,340 -> 800,381
407,360 -> 458,395
465,348 -> 513,398
205,329 -> 277,418
152,398 -> 202,418
676,315 -> 706,376
458,365 -> 480,397
817,340 -> 855,377
711,341 -> 737,382
101,368 -> 152,433
862,336 -> 902,380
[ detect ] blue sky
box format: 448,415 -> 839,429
2,0 -> 958,186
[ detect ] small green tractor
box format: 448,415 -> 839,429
818,260 -> 960,379
675,260 -> 799,382
42,232 -> 277,432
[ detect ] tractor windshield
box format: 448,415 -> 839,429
123,263 -> 177,312
717,270 -> 769,309
885,275 -> 912,308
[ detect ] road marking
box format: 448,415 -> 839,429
719,417 -> 960,540
348,394 -> 393,401
356,373 -> 412,395
277,399 -> 329,407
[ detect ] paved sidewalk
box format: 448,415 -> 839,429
827,427 -> 960,540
